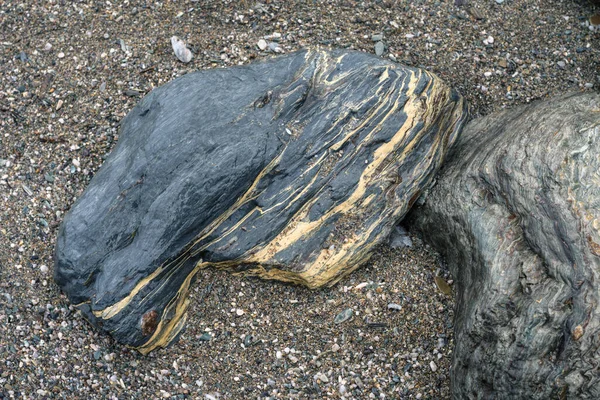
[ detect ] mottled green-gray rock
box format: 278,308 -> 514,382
409,92 -> 600,399
54,48 -> 466,353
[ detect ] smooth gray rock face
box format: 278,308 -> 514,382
54,48 -> 467,353
409,92 -> 600,399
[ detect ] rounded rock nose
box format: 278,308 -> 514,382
54,212 -> 98,305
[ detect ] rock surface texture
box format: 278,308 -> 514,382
409,92 -> 600,399
54,49 -> 467,353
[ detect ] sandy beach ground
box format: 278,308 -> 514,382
0,0 -> 598,398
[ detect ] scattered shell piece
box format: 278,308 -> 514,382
483,35 -> 494,45
430,361 -> 438,372
22,184 -> 33,196
435,276 -> 452,296
334,308 -> 353,324
268,42 -> 282,53
171,36 -> 193,63
119,38 -> 130,53
314,372 -> 329,383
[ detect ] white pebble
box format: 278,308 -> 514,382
257,39 -> 268,50
57,52 -> 65,58
235,308 -> 244,316
430,361 -> 438,372
40,265 -> 49,274
171,36 -> 193,63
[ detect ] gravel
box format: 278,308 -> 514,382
0,0 -> 598,398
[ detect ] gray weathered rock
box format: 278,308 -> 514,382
409,92 -> 600,399
54,48 -> 466,353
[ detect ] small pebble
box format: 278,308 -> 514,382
268,42 -> 282,53
430,361 -> 438,372
334,308 -> 353,324
171,36 -> 193,63
435,276 -> 452,295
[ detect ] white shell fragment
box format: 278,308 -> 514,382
171,36 -> 193,63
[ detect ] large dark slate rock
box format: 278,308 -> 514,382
409,92 -> 600,399
54,49 -> 467,353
